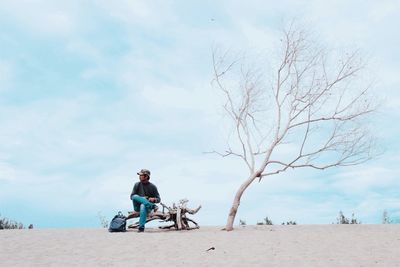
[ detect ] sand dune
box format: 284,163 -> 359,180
1,225 -> 399,266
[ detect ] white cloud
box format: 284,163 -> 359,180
357,193 -> 400,216
96,0 -> 177,29
330,165 -> 400,195
0,162 -> 17,181
368,0 -> 400,22
0,1 -> 77,37
0,60 -> 14,91
65,41 -> 104,63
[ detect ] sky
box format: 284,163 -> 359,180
0,0 -> 400,228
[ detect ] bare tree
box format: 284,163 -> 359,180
211,24 -> 376,231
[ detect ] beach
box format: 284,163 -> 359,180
1,225 -> 399,266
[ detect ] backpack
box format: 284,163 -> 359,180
108,211 -> 126,232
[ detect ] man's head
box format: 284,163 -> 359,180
137,169 -> 151,183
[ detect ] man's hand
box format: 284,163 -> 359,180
148,197 -> 157,203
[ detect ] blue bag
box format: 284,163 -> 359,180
108,211 -> 126,232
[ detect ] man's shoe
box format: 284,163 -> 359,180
138,227 -> 144,232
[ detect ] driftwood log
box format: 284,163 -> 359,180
126,199 -> 201,230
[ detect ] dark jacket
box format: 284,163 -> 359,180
130,181 -> 161,203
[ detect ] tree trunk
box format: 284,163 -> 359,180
225,172 -> 259,231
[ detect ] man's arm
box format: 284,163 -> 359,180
130,182 -> 139,199
149,184 -> 161,203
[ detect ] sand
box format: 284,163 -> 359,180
1,225 -> 399,266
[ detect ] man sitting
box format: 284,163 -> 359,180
130,169 -> 161,232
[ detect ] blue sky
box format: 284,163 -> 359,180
1,0 -> 399,228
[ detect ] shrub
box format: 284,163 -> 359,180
257,217 -> 298,225
336,211 -> 361,224
382,210 -> 391,224
0,214 -> 25,229
257,216 -> 273,225
264,216 -> 273,225
281,221 -> 297,225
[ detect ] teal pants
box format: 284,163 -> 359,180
131,194 -> 156,229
